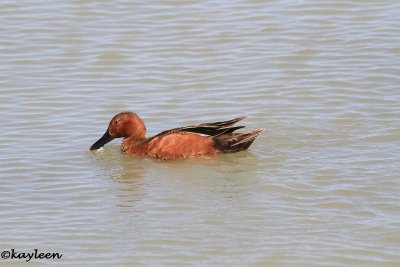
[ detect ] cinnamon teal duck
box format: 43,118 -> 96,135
90,112 -> 264,160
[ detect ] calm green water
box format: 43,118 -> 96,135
1,1 -> 400,266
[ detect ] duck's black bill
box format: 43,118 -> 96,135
90,131 -> 115,150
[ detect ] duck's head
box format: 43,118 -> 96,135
90,111 -> 146,150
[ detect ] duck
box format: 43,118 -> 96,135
90,111 -> 264,160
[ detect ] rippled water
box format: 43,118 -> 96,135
1,1 -> 400,266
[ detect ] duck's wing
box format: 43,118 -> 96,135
180,116 -> 247,136
146,116 -> 247,142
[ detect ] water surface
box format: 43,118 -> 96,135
1,1 -> 399,266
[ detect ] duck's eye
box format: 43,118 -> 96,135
114,120 -> 119,124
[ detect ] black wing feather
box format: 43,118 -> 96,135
146,116 -> 246,143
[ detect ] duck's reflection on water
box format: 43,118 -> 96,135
91,146 -> 149,210
90,145 -> 271,213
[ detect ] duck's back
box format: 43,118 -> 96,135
145,132 -> 217,160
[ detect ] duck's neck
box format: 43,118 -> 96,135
121,135 -> 147,154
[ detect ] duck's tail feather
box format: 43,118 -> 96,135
213,128 -> 265,153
